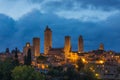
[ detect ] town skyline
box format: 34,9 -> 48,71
0,25 -> 119,53
0,24 -> 120,53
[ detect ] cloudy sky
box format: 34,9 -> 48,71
0,0 -> 120,52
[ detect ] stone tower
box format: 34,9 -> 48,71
99,43 -> 104,50
23,42 -> 32,56
78,35 -> 84,53
44,26 -> 52,54
64,36 -> 71,55
33,37 -> 40,57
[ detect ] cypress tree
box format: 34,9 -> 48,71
13,48 -> 19,66
5,48 -> 10,53
15,48 -> 18,59
24,48 -> 32,65
27,48 -> 32,65
24,55 -> 27,65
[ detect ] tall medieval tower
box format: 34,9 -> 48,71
64,36 -> 71,55
78,35 -> 84,53
44,26 -> 52,54
33,37 -> 40,57
99,43 -> 104,50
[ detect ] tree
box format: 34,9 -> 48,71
12,66 -> 45,80
11,49 -> 15,54
47,64 -> 81,80
64,65 -> 78,80
24,48 -> 32,65
63,64 -> 98,80
15,48 -> 18,59
0,58 -> 15,80
13,48 -> 19,66
24,55 -> 27,65
27,48 -> 32,65
80,69 -> 98,80
48,66 -> 64,77
37,55 -> 47,63
5,48 -> 10,53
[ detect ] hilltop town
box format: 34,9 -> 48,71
0,26 -> 120,80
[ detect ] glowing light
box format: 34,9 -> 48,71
41,64 -> 45,69
90,67 -> 95,72
96,60 -> 104,64
95,73 -> 99,77
93,70 -> 95,72
105,70 -> 108,73
75,64 -> 78,68
69,53 -> 78,62
81,58 -> 88,63
99,60 -> 104,64
27,44 -> 30,47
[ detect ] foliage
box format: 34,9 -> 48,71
27,48 -> 32,65
12,65 -> 45,80
80,68 -> 98,80
37,55 -> 47,63
13,48 -> 19,66
24,55 -> 27,65
63,65 -> 79,80
12,59 -> 19,66
47,65 -> 80,80
14,48 -> 18,59
0,58 -> 15,80
47,66 -> 64,77
24,48 -> 32,65
5,48 -> 10,53
47,63 -> 99,80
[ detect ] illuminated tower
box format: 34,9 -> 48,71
33,37 -> 40,57
44,26 -> 52,54
23,42 -> 32,56
78,35 -> 84,53
99,43 -> 104,50
64,36 -> 71,55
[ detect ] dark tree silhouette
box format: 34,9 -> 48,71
24,55 -> 27,65
13,48 -> 19,66
0,58 -> 15,80
15,48 -> 18,59
24,48 -> 32,65
5,48 -> 10,53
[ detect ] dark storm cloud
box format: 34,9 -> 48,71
27,0 -> 44,3
41,0 -> 75,11
0,14 -> 17,51
0,0 -> 119,21
0,9 -> 119,52
0,14 -> 16,38
29,0 -> 120,11
75,0 -> 120,10
0,0 -> 120,52
26,0 -> 120,22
